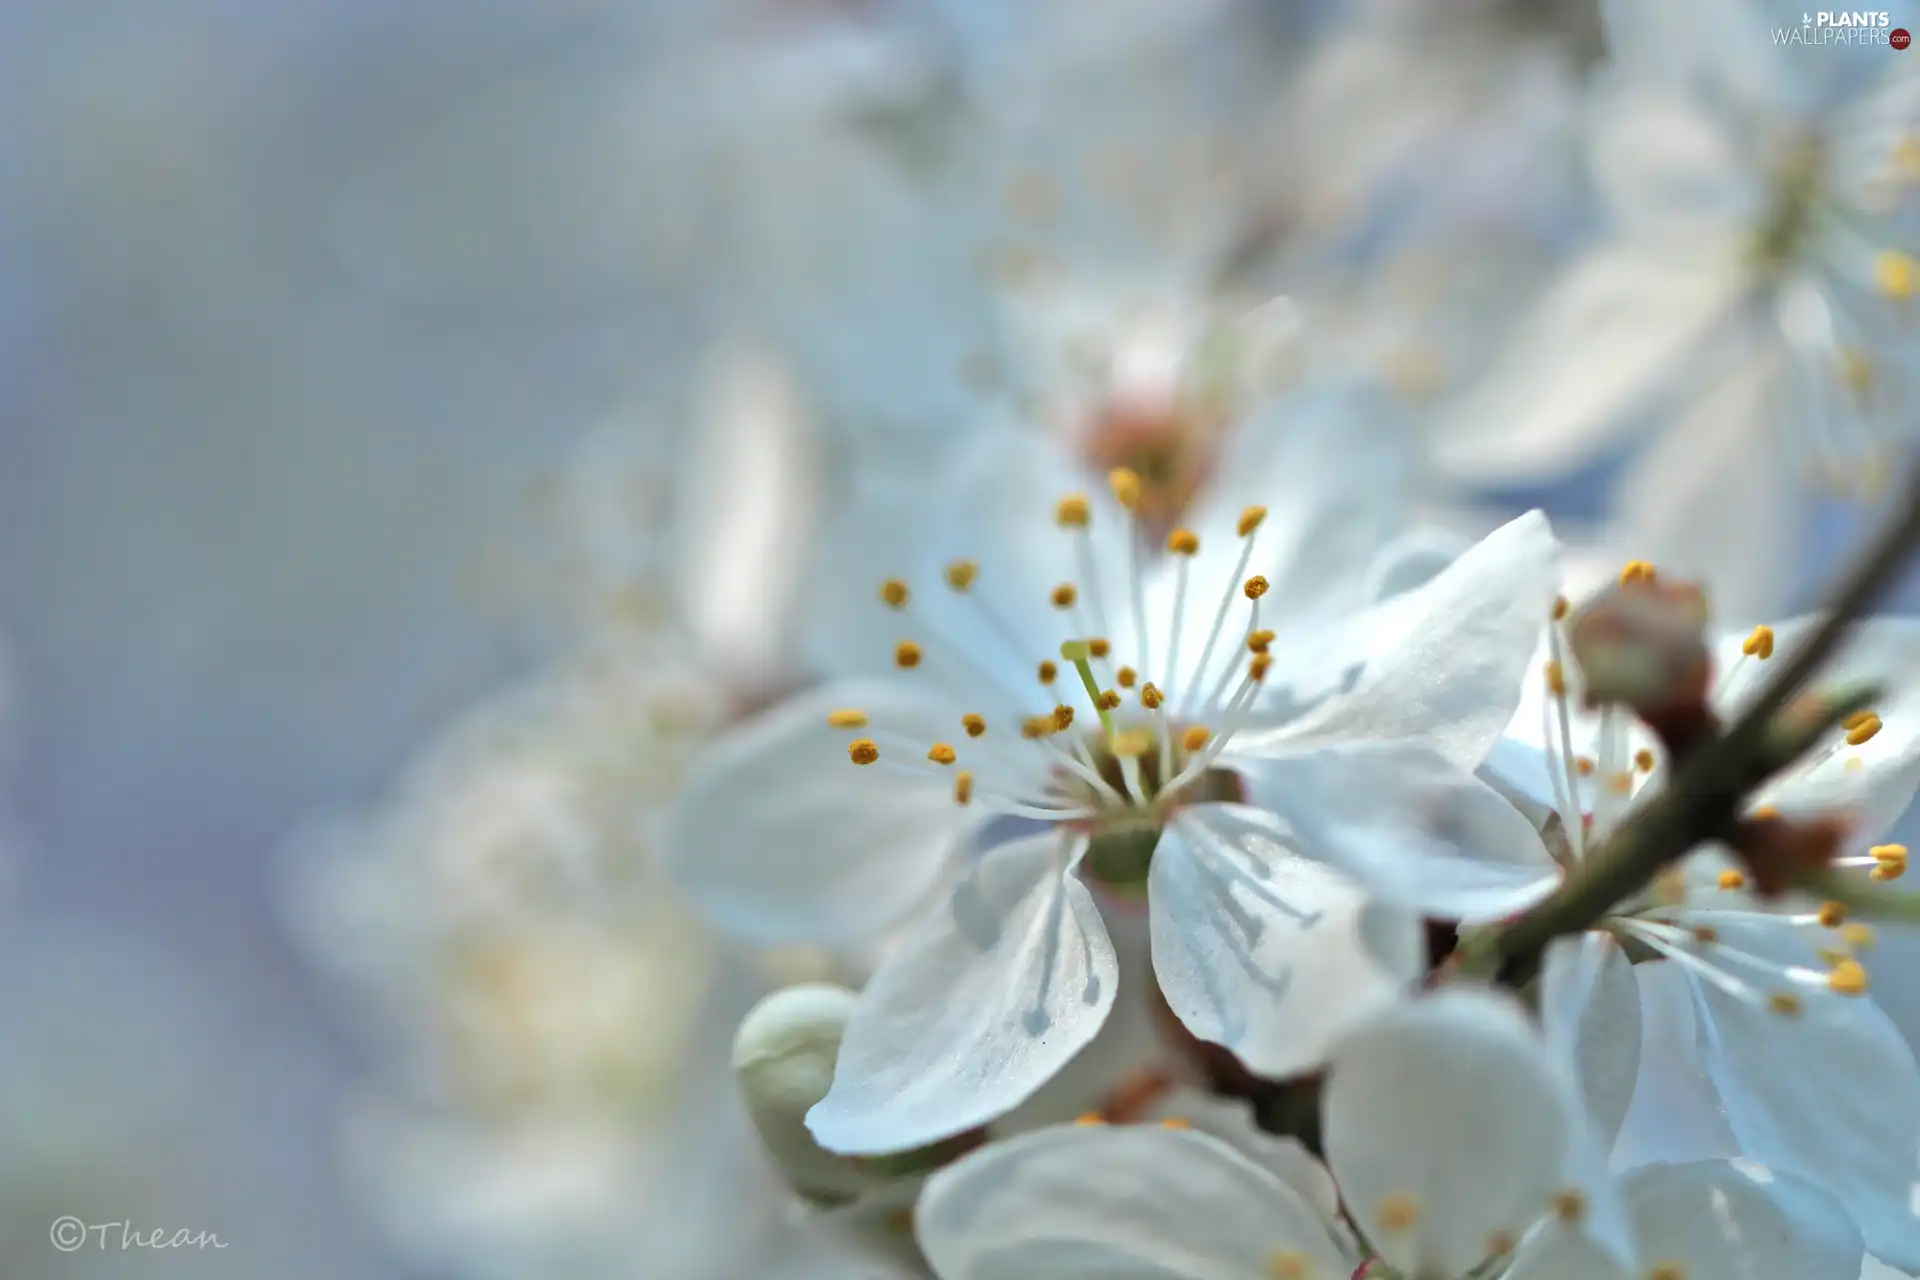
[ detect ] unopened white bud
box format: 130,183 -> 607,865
733,983 -> 867,1205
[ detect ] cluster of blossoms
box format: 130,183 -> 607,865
666,397 -> 1920,1277
210,0 -> 1920,1274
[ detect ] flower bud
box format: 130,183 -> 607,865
732,983 -> 868,1205
1566,580 -> 1710,719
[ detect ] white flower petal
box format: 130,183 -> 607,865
665,680 -> 976,945
1363,525 -> 1475,605
801,470 -> 946,682
1722,616 -> 1920,844
988,905 -> 1170,1136
915,1125 -> 1354,1280
1247,511 -> 1562,771
1232,740 -> 1563,923
1174,381 -> 1415,654
1480,735 -> 1566,825
1619,1161 -> 1862,1280
911,425 -> 1135,696
1681,912 -> 1920,1267
1427,239 -> 1744,483
1610,960 -> 1743,1169
808,835 -> 1117,1155
1504,1230 -> 1635,1280
1588,87 -> 1757,230
1609,350 -> 1797,626
1324,989 -> 1588,1279
1123,1087 -> 1353,1255
1541,934 -> 1643,1152
1148,804 -> 1423,1078
672,346 -> 826,694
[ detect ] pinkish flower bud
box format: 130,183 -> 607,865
1566,578 -> 1711,720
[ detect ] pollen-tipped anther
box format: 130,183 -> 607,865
944,559 -> 979,591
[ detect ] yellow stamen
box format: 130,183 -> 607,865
1247,628 -> 1276,653
1097,690 -> 1121,711
962,713 -> 987,738
1056,494 -> 1091,528
1376,1193 -> 1422,1232
1021,715 -> 1053,739
1182,726 -> 1212,752
1770,992 -> 1803,1016
848,739 -> 880,765
1872,844 -> 1908,881
1073,1112 -> 1105,1126
944,559 -> 979,591
1166,528 -> 1200,556
1243,575 -> 1269,600
1088,637 -> 1111,658
1116,666 -> 1138,688
927,743 -> 957,766
1818,901 -> 1848,928
1620,560 -> 1657,586
1690,925 -> 1718,944
1830,958 -> 1869,995
1052,705 -> 1075,731
879,578 -> 910,609
1717,869 -> 1748,891
1158,1116 -> 1191,1130
1141,683 -> 1164,709
1751,804 -> 1780,820
1874,250 -> 1917,299
1844,923 -> 1879,950
894,641 -> 922,669
1847,713 -> 1884,746
1551,595 -> 1570,621
1635,748 -> 1656,772
1051,583 -> 1078,610
1646,1265 -> 1688,1280
1250,653 -> 1273,682
1607,771 -> 1634,796
1576,756 -> 1596,777
1545,661 -> 1566,696
1108,467 -> 1143,512
1550,1190 -> 1586,1224
1037,659 -> 1059,685
827,709 -> 869,729
1742,625 -> 1775,659
1484,1229 -> 1517,1258
1268,1250 -> 1312,1280
952,770 -> 974,805
1237,506 -> 1268,537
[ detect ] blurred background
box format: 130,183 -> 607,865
0,0 -> 1913,1276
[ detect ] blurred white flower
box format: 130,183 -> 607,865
1433,0 -> 1920,617
915,988 -> 1861,1280
475,340 -> 827,703
668,422 -> 1562,1153
280,648 -> 746,1276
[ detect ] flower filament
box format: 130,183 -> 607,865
827,473 -> 1276,884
